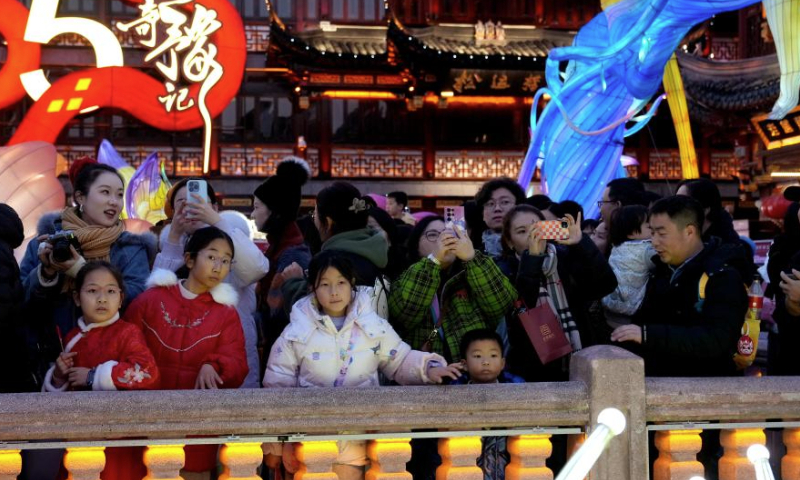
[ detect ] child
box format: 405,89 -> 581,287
44,261 -> 159,392
450,329 -> 523,480
43,261 -> 159,480
602,205 -> 656,328
124,226 -> 248,476
264,250 -> 463,480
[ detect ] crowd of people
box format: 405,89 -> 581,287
1,156 -> 799,480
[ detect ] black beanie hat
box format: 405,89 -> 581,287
254,157 -> 311,225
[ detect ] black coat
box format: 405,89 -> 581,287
768,250 -> 800,375
496,235 -> 618,382
0,204 -> 36,391
633,238 -> 748,377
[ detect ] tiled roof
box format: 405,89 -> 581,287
298,26 -> 388,56
678,52 -> 780,112
391,21 -> 573,60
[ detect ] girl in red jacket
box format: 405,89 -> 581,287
125,226 -> 248,476
44,261 -> 159,392
44,261 -> 159,480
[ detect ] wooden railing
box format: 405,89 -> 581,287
1,346 -> 799,480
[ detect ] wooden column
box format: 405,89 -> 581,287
437,437 -> 483,480
219,443 -> 263,480
296,441 -> 339,480
0,450 -> 21,480
783,428 -> 800,480
423,101 -> 436,178
366,438 -> 412,480
506,434 -> 553,480
143,444 -> 185,480
653,430 -> 704,480
318,99 -> 332,179
64,447 -> 106,480
719,428 -> 766,480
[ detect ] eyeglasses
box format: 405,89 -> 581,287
424,230 -> 444,242
597,200 -> 619,208
483,199 -> 514,210
201,251 -> 234,267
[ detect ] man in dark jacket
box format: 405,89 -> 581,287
0,204 -> 36,392
611,195 -> 748,377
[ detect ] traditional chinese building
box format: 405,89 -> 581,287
0,0 -> 769,216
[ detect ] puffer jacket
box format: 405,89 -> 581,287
43,314 -> 160,392
264,289 -> 445,389
18,212 -> 155,387
264,290 -> 445,467
124,269 -> 248,472
155,216 -> 269,389
124,269 -> 248,389
602,240 -> 656,319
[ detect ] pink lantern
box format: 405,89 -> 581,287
0,142 -> 65,262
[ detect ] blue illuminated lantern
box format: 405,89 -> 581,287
519,0 -> 794,220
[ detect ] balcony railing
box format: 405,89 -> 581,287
2,345 -> 800,480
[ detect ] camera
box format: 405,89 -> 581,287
47,231 -> 82,263
188,181 -> 200,193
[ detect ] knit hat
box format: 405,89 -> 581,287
254,157 -> 310,227
68,157 -> 98,187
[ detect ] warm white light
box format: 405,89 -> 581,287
747,444 -> 770,463
747,444 -> 775,480
597,408 -> 626,435
22,0 -> 123,99
554,408 -> 626,480
689,477 -> 706,480
771,172 -> 800,177
19,70 -> 52,101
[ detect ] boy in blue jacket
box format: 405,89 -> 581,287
451,329 -> 523,480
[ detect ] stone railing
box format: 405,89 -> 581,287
1,346 -> 799,480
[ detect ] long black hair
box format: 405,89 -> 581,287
316,182 -> 368,238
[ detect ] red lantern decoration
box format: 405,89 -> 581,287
761,194 -> 792,219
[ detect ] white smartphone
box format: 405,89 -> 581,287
186,179 -> 208,204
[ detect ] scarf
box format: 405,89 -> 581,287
61,207 -> 125,262
538,244 -> 582,351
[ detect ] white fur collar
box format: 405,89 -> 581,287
146,268 -> 238,306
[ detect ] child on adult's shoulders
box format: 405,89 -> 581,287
450,328 -> 524,385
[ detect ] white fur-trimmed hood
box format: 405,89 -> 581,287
146,268 -> 239,306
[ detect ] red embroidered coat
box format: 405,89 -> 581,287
124,269 -> 248,472
43,315 -> 159,391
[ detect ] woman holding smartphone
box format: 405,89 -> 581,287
495,204 -> 617,382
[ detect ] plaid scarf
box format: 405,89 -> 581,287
538,244 -> 582,351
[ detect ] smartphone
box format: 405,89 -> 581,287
537,220 -> 570,241
186,179 -> 208,204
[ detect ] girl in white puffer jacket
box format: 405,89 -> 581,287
264,250 -> 463,480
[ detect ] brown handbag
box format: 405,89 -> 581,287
515,299 -> 572,364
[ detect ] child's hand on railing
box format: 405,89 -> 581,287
194,364 -> 223,389
428,362 -> 465,384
